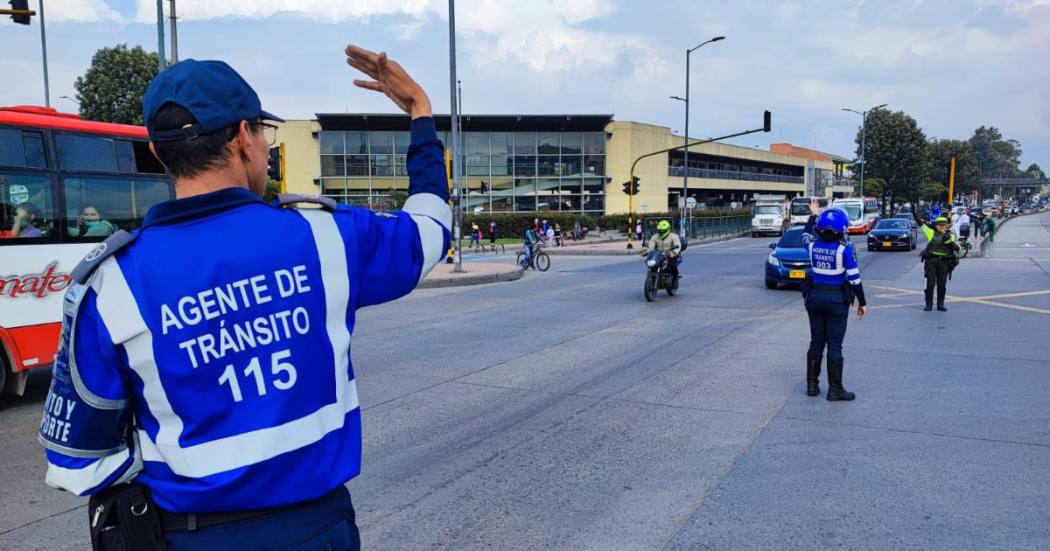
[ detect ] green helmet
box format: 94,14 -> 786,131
657,220 -> 671,237
935,216 -> 949,224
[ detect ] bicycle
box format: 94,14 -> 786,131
516,246 -> 550,271
957,224 -> 972,259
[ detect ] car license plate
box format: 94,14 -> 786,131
789,270 -> 805,279
883,241 -> 892,247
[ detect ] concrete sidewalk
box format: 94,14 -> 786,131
419,260 -> 523,288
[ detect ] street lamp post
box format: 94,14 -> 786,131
448,0 -> 463,272
677,35 -> 724,236
842,103 -> 887,198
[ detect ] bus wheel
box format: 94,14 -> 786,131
0,356 -> 8,397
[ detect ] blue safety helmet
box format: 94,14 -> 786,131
815,207 -> 848,241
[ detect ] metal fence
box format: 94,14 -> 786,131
640,215 -> 751,242
668,166 -> 804,185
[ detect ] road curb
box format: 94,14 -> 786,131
418,267 -> 524,288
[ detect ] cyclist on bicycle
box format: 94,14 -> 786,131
522,226 -> 540,267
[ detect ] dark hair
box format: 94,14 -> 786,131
818,228 -> 841,242
151,103 -> 240,178
19,203 -> 42,218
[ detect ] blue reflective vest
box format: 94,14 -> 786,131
40,118 -> 451,513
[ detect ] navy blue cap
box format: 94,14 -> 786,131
143,59 -> 283,142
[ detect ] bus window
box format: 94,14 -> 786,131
56,134 -> 120,172
0,128 -> 47,169
0,172 -> 55,240
63,176 -> 172,236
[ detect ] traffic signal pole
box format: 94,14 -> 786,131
3,2 -> 49,106
625,111 -> 772,250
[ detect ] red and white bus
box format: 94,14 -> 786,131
0,106 -> 173,397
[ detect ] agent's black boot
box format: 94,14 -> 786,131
924,288 -> 933,311
937,295 -> 947,312
826,358 -> 855,401
806,355 -> 822,396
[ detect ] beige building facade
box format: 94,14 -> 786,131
274,115 -> 840,215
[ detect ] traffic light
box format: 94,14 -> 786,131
267,146 -> 282,183
631,176 -> 640,195
763,110 -> 772,133
622,176 -> 640,195
9,0 -> 32,25
622,181 -> 631,195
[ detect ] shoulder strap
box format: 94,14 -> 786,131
275,193 -> 337,212
71,230 -> 137,285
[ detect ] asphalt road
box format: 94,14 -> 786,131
2,215 -> 1048,550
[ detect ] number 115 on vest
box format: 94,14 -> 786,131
218,349 -> 297,403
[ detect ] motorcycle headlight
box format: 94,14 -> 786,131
767,254 -> 780,267
647,259 -> 657,267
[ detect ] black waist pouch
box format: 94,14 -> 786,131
841,282 -> 856,305
89,483 -> 166,551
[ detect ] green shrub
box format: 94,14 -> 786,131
461,212 -> 596,238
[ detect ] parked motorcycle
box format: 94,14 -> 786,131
643,250 -> 678,302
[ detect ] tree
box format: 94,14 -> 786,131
74,45 -> 159,125
969,126 -> 1023,178
919,182 -> 947,202
263,179 -> 281,203
861,177 -> 885,198
854,108 -> 927,206
1025,163 -> 1045,180
925,139 -> 981,200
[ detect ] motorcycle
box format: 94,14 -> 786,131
643,249 -> 679,302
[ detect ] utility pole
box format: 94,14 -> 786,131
842,104 -> 887,198
156,0 -> 166,71
448,0 -> 463,272
37,1 -> 49,106
169,0 -> 178,63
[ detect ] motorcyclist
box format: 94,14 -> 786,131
644,220 -> 682,279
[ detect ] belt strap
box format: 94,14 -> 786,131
158,487 -> 345,532
812,284 -> 842,291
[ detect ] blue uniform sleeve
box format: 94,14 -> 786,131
337,117 -> 451,309
39,283 -> 141,495
842,243 -> 866,306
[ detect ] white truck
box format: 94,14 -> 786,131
750,195 -> 788,237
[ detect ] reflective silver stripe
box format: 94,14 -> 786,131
67,281 -> 128,410
137,379 -> 360,477
403,193 -> 452,284
409,215 -> 447,284
38,434 -> 127,459
45,445 -> 142,496
403,193 -> 452,230
93,258 -> 183,452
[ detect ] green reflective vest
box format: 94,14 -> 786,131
920,225 -> 958,257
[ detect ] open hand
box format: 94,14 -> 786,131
809,198 -> 820,215
857,305 -> 867,320
345,45 -> 432,119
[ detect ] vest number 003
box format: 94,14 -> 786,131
218,350 -> 297,403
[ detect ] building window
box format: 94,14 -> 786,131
317,127 -> 605,214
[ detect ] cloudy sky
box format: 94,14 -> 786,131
2,0 -> 1048,167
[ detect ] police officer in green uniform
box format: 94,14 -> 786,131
914,213 -> 961,311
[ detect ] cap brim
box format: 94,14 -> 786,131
261,110 -> 284,123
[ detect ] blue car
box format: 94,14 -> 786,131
765,227 -> 811,289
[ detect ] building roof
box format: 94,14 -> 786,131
769,143 -> 851,163
315,113 -> 614,132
